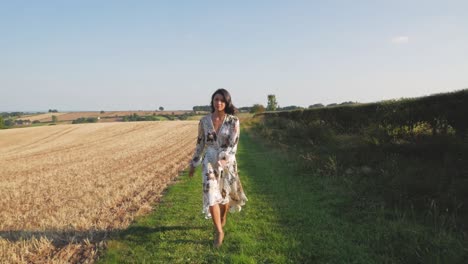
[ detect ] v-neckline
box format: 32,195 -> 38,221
210,113 -> 226,135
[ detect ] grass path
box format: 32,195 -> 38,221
98,131 -> 464,263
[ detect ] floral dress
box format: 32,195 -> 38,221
191,114 -> 248,219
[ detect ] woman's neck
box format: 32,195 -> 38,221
213,111 -> 225,118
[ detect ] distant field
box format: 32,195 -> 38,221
18,112 -> 69,122
16,110 -> 194,122
0,121 -> 198,263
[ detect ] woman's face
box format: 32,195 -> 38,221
213,93 -> 226,112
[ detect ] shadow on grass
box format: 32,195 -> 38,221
235,132 -> 328,262
1,225 -> 208,248
241,128 -> 468,263
115,225 -> 210,246
0,229 -> 110,247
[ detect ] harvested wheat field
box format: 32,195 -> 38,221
0,121 -> 198,263
17,111 -> 194,123
17,112 -> 69,122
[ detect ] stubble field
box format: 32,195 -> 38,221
17,111 -> 193,122
0,121 -> 198,263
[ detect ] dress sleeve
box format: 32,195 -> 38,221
191,119 -> 206,167
218,117 -> 240,162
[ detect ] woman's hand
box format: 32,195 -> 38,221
189,164 -> 195,178
218,159 -> 227,168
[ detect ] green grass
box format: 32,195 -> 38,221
98,130 -> 467,263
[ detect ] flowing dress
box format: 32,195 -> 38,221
191,114 -> 248,219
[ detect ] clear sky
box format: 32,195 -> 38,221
1,0 -> 467,111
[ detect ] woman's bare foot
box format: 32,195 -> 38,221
214,231 -> 224,248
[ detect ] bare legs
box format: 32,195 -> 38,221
220,203 -> 229,227
210,203 -> 229,248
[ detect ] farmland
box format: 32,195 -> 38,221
0,121 -> 198,263
15,110 -> 196,123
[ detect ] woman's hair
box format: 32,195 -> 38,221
210,88 -> 237,115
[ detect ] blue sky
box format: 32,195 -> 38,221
1,0 -> 467,111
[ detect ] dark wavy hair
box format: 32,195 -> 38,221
210,88 -> 237,115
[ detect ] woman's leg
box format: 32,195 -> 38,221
209,204 -> 224,247
220,203 -> 229,227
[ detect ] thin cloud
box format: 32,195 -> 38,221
391,36 -> 409,44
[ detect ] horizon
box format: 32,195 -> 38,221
1,1 -> 467,111
3,87 -> 466,113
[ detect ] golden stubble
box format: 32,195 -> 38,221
17,111 -> 192,122
0,121 -> 198,263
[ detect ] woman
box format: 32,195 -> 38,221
189,88 -> 248,248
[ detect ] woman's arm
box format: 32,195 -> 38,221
191,119 -> 206,168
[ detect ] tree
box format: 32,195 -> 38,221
238,106 -> 252,113
4,119 -> 14,126
193,105 -> 211,112
339,101 -> 357,106
279,105 -> 303,111
250,104 -> 266,114
267,94 -> 278,111
309,103 -> 324,109
0,116 -> 4,129
159,106 -> 164,111
72,117 -> 98,124
52,115 -> 58,123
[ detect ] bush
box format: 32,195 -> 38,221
260,89 -> 468,139
123,113 -> 162,122
4,119 -> 14,127
250,104 -> 266,114
72,117 -> 98,124
253,89 -> 468,231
